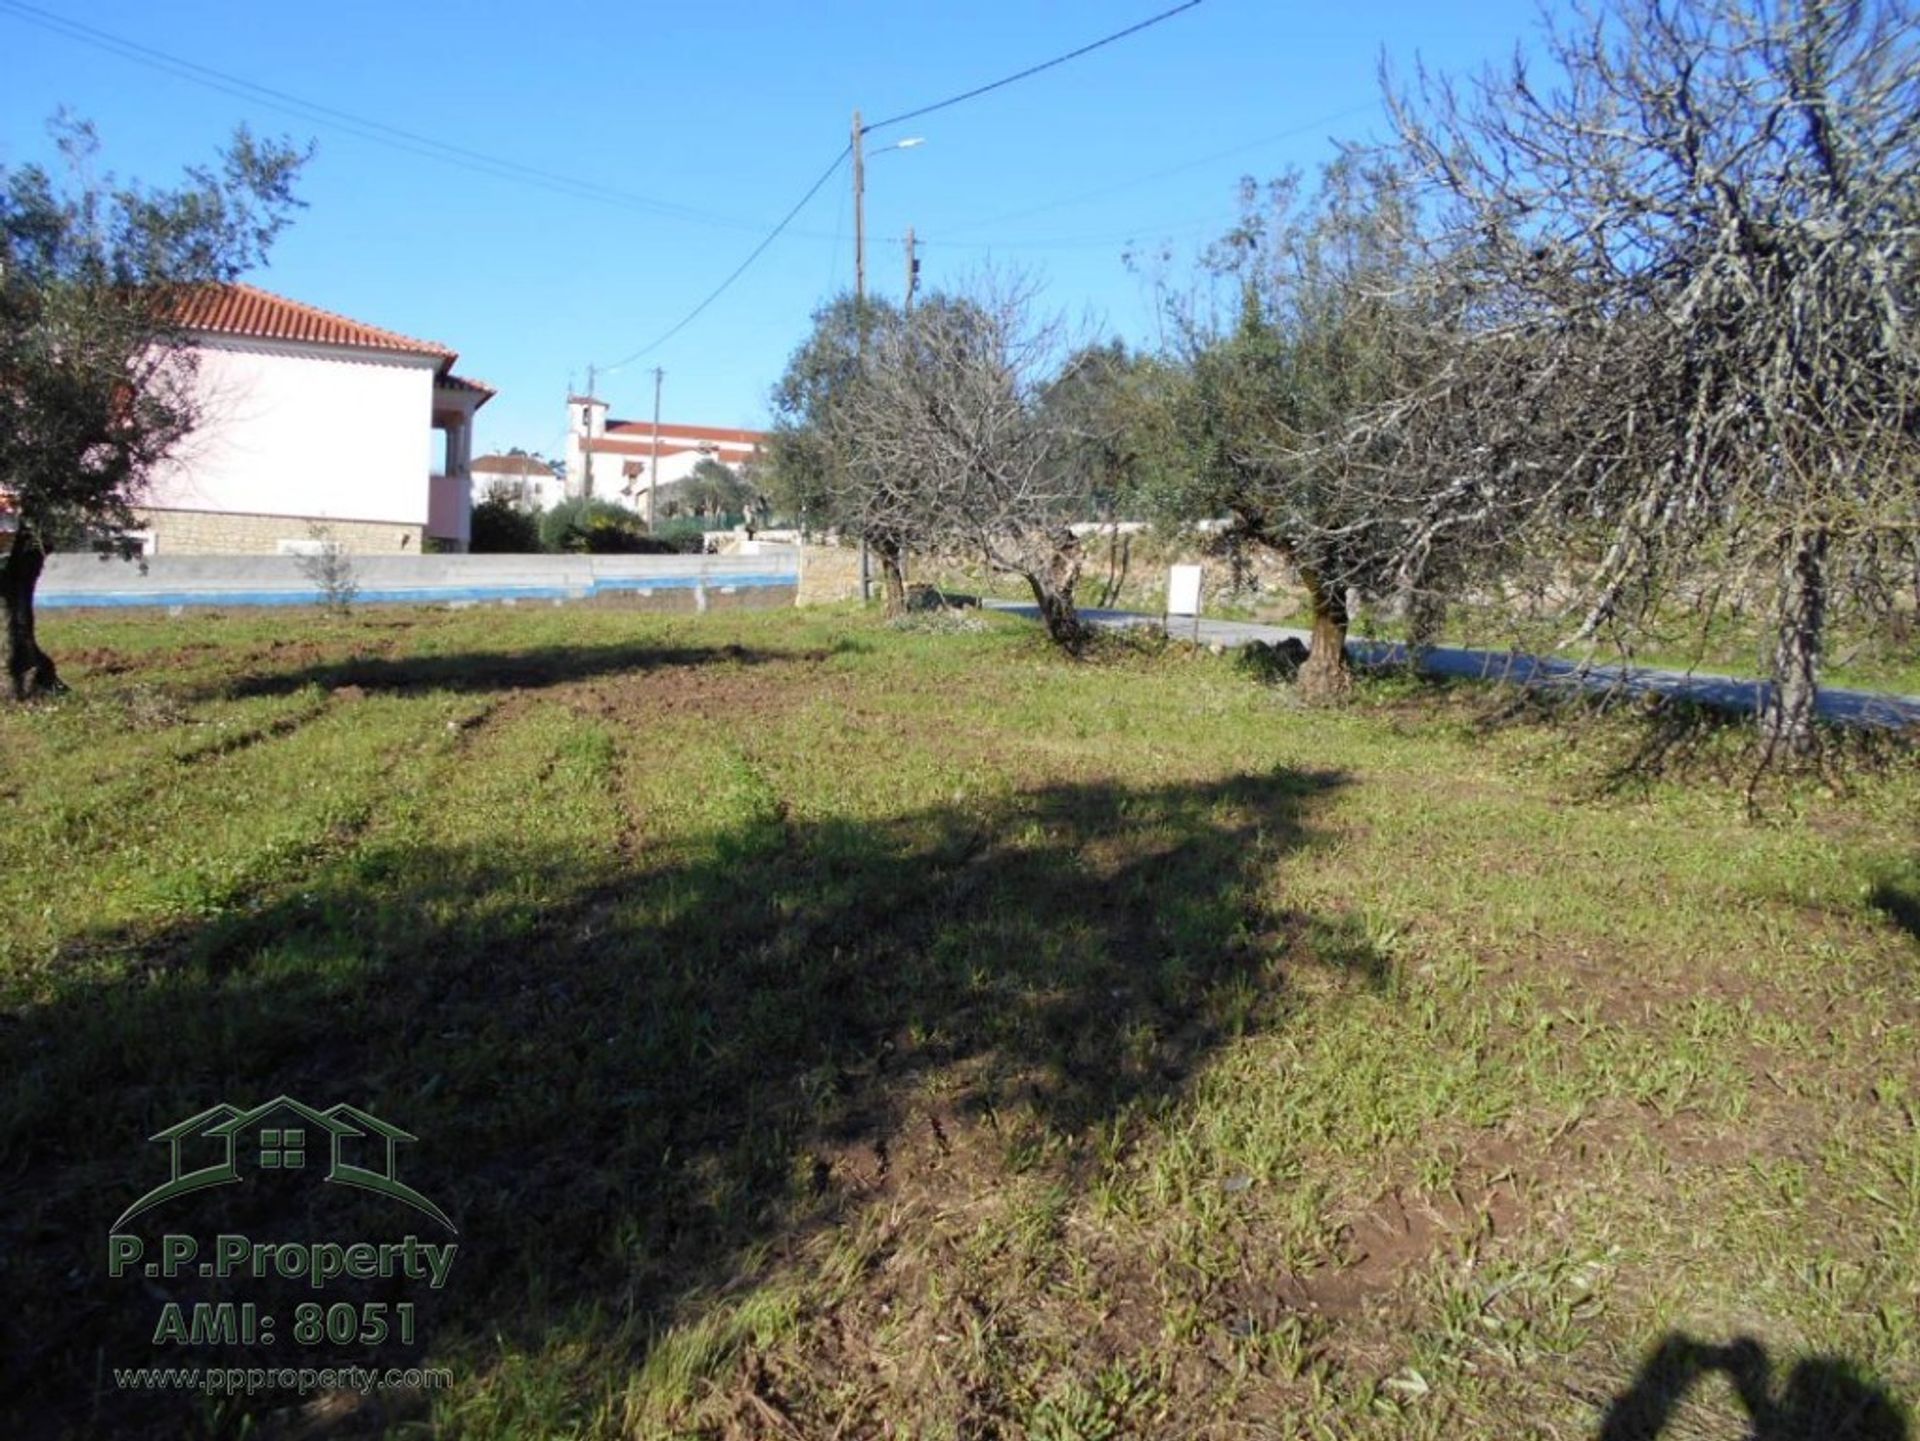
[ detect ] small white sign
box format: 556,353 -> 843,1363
1167,564 -> 1203,617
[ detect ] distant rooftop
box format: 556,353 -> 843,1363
473,453 -> 558,476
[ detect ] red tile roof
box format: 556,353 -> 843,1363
174,283 -> 491,407
175,283 -> 457,362
605,420 -> 769,446
473,454 -> 557,477
584,437 -> 758,459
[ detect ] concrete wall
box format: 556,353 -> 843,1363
145,336 -> 441,529
38,550 -> 800,612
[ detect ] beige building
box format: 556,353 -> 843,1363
564,396 -> 766,513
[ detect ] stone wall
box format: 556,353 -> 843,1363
137,508 -> 426,555
797,544 -> 864,605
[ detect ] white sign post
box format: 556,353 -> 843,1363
1165,564 -> 1203,642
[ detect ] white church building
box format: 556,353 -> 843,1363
564,395 -> 766,512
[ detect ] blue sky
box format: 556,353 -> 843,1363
0,1 -> 1553,459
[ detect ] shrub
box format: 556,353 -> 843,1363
1235,637 -> 1309,683
647,516 -> 718,554
469,497 -> 543,553
538,498 -> 666,554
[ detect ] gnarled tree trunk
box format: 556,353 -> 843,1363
1761,528 -> 1827,759
1026,532 -> 1087,652
1095,522 -> 1130,610
4,524 -> 63,701
1297,567 -> 1353,701
873,535 -> 908,617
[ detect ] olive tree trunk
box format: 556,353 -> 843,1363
873,536 -> 908,617
1024,532 -> 1087,652
3,524 -> 64,701
1761,528 -> 1828,758
1297,568 -> 1353,701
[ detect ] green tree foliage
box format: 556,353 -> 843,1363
1151,160 -> 1434,697
538,496 -> 687,555
0,116 -> 307,697
660,456 -> 757,522
468,495 -> 544,553
1037,339 -> 1172,519
765,294 -> 897,527
765,293 -> 917,606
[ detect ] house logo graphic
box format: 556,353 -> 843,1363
112,1096 -> 456,1234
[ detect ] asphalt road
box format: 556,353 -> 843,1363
983,601 -> 1920,730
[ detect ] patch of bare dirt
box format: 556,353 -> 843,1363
563,649 -> 846,727
62,646 -> 136,677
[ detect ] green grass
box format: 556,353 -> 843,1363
2,602 -> 1916,1439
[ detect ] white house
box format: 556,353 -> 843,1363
471,453 -> 565,511
138,284 -> 495,553
563,395 -> 766,513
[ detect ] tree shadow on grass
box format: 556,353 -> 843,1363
1599,1333 -> 1908,1440
1869,862 -> 1920,946
215,639 -> 833,700
1,766 -> 1371,1438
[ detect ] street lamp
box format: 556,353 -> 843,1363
851,113 -> 924,312
851,113 -> 924,604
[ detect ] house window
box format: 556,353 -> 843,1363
259,1127 -> 306,1169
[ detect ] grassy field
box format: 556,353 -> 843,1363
2,601 -> 1916,1440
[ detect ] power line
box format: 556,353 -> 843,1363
927,101 -> 1381,241
861,1 -> 1207,137
924,211 -> 1237,254
597,1 -> 1213,373
598,147 -> 852,373
1,0 -> 1215,376
0,0 -> 779,235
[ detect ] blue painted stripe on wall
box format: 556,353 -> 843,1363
40,572 -> 799,609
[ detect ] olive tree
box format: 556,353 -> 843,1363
1378,0 -> 1920,755
834,277 -> 1102,650
765,292 -> 921,612
1150,159 -> 1439,698
0,117 -> 306,697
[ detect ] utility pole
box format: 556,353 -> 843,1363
582,362 -> 597,500
903,226 -> 919,312
852,108 -> 867,311
648,366 -> 664,530
852,107 -> 870,603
